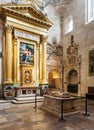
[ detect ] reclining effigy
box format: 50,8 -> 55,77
44,88 -> 71,98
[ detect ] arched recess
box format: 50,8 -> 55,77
48,70 -> 61,89
67,69 -> 78,93
68,69 -> 78,84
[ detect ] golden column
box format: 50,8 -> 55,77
13,36 -> 18,83
41,35 -> 48,84
39,41 -> 42,82
2,32 -> 6,82
5,24 -> 13,83
36,43 -> 40,82
16,39 -> 20,83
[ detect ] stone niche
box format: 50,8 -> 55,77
67,69 -> 78,93
20,64 -> 33,86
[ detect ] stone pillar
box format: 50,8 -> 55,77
41,35 -> 48,84
5,24 -> 13,83
36,43 -> 40,82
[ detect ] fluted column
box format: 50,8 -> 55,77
36,43 -> 40,82
41,35 -> 48,84
5,25 -> 13,83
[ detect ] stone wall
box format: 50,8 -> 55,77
45,5 -> 61,45
61,0 -> 94,95
0,19 -> 3,98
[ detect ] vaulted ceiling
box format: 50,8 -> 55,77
43,0 -> 73,17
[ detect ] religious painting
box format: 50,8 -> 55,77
20,42 -> 34,65
89,50 -> 94,75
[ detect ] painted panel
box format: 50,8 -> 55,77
20,42 -> 34,65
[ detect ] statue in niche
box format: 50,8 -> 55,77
67,35 -> 78,64
52,37 -> 57,53
24,70 -> 31,83
68,54 -> 76,64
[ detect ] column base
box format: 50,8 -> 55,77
40,80 -> 48,84
3,80 -> 13,84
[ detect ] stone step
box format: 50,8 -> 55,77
12,99 -> 43,104
0,99 -> 13,103
12,96 -> 44,104
15,96 -> 44,101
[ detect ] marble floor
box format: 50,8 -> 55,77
0,99 -> 94,130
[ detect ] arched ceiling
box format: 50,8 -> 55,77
43,0 -> 73,17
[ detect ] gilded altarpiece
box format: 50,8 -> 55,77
0,4 -> 52,98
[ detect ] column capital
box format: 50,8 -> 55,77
40,35 -> 48,43
5,24 -> 13,33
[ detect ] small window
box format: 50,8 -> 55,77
64,15 -> 73,35
85,0 -> 94,24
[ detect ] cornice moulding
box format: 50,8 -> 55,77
0,4 -> 53,29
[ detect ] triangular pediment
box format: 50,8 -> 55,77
0,4 -> 52,29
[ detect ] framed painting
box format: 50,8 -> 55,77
89,50 -> 94,76
20,42 -> 34,65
